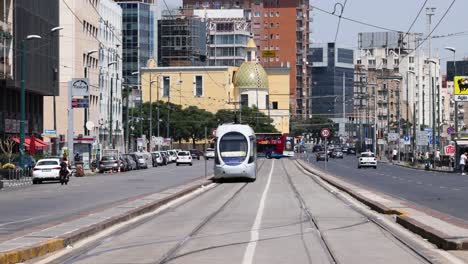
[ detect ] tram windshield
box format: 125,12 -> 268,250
219,132 -> 248,165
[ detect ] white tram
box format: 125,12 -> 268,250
213,124 -> 257,182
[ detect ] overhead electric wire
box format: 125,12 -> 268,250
310,4 -> 401,33
399,0 -> 457,64
401,0 -> 428,41
333,0 -> 348,43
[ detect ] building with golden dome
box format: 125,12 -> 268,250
140,37 -> 290,133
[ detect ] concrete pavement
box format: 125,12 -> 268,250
35,159 -> 454,264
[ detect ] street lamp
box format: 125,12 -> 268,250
84,49 -> 98,136
19,34 -> 41,168
444,47 -> 457,136
406,70 -> 415,161
108,61 -> 117,148
428,59 -> 438,151
49,27 -> 63,156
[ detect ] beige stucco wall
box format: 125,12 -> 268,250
266,69 -> 291,133
141,67 -> 237,113
43,0 -> 100,141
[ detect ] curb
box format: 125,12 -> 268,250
297,159 -> 468,251
395,216 -> 466,250
393,162 -> 455,173
296,160 -> 401,215
0,180 -> 211,264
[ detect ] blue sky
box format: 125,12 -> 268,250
160,0 -> 466,73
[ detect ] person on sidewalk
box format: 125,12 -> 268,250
460,152 -> 467,176
435,149 -> 441,167
392,149 -> 398,163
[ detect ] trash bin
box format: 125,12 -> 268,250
75,161 -> 85,177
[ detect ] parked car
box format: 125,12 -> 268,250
32,159 -> 62,184
176,151 -> 192,166
358,152 -> 377,169
128,154 -> 141,170
123,154 -> 137,170
316,152 -> 328,162
167,150 -> 178,163
99,156 -> 119,173
205,148 -> 215,160
189,149 -> 202,160
151,152 -> 163,167
342,147 -> 349,153
160,151 -> 170,165
134,153 -> 149,169
119,157 -> 129,172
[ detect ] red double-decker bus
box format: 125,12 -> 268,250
256,133 -> 295,158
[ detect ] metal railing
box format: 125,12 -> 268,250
0,169 -> 32,189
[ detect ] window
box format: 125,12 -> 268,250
276,34 -> 280,39
270,11 -> 274,17
394,58 -> 399,65
163,76 -> 170,97
241,94 -> 248,107
219,132 -> 248,165
409,56 -> 415,63
194,75 -> 203,97
272,101 -> 278,109
254,11 -> 260,17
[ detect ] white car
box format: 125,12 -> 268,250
176,151 -> 192,166
32,159 -> 62,184
358,152 -> 377,169
205,148 -> 215,160
168,150 -> 178,162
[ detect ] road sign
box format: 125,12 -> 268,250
70,78 -> 90,97
388,133 -> 399,141
320,128 -> 331,138
72,98 -> 89,108
416,131 -> 429,146
262,50 -> 276,58
403,135 -> 411,145
42,129 -> 57,138
447,127 -> 455,135
445,145 -> 456,156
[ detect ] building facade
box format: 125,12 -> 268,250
98,0 -> 123,150
43,0 -> 100,160
447,60 -> 468,131
309,43 -> 354,139
158,10 -> 207,67
182,0 -> 312,116
0,0 -> 59,138
356,31 -> 442,151
193,9 -> 250,67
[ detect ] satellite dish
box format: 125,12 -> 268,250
86,121 -> 95,131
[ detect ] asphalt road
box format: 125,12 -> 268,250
0,159 -> 213,242
48,159 -> 428,264
304,153 -> 468,221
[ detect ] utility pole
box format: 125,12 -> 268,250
343,72 -> 346,142
397,80 -> 401,162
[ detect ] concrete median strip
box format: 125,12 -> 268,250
296,159 -> 468,251
0,178 -> 212,264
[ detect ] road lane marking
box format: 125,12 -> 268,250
242,159 -> 275,264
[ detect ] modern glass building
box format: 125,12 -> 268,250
308,43 -> 354,137
117,2 -> 157,86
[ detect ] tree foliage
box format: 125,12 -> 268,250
129,104 -> 278,147
291,116 -> 337,138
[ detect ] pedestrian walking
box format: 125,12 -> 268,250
460,152 -> 467,176
392,148 -> 398,163
435,149 -> 441,167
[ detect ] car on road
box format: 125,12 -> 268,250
119,157 -> 129,172
189,149 -> 202,160
331,149 -> 344,159
160,151 -> 170,165
316,152 -> 328,162
358,152 -> 377,169
312,144 -> 323,152
32,159 -> 62,184
167,150 -> 178,163
347,147 -> 356,155
176,151 -> 193,166
128,154 -> 141,170
151,152 -> 163,167
342,146 -> 349,153
205,148 -> 215,160
99,156 -> 119,173
122,154 -> 137,170
134,153 -> 149,169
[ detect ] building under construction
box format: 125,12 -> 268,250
158,10 -> 207,67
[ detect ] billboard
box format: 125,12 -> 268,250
454,76 -> 468,101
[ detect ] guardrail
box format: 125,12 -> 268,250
0,168 -> 32,189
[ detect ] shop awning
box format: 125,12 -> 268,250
12,137 -> 49,150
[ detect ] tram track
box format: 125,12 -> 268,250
288,159 -> 436,264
